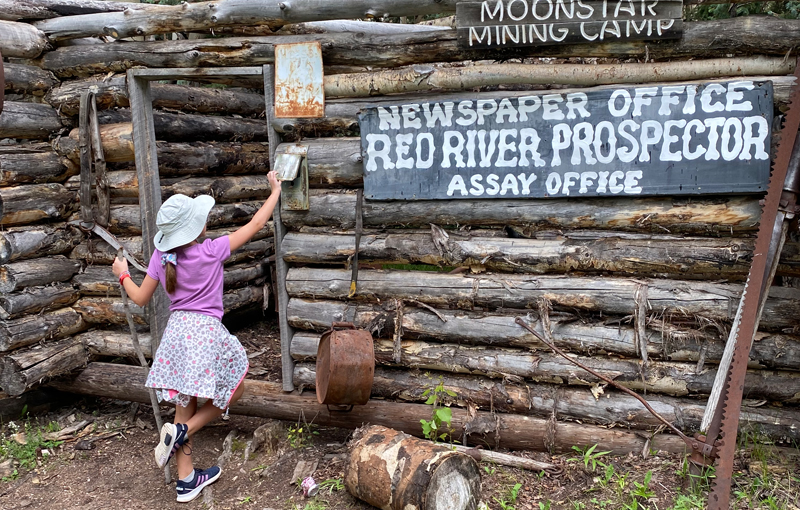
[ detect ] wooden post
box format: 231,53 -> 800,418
127,71 -> 169,354
264,64 -> 295,392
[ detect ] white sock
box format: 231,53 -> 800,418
181,472 -> 194,483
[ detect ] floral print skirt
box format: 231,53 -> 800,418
145,311 -> 249,409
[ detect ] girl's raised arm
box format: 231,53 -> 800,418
229,170 -> 282,253
112,257 -> 160,307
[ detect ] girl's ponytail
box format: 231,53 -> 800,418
164,252 -> 178,294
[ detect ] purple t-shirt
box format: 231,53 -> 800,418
147,236 -> 230,320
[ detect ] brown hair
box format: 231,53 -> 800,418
165,253 -> 177,294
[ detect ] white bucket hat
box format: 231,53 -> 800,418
153,194 -> 215,252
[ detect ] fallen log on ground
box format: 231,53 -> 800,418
0,223 -> 82,264
2,63 -> 58,95
281,192 -> 762,235
290,332 -> 800,402
0,337 -> 86,396
286,298 -> 800,372
50,362 -> 689,454
0,143 -> 78,185
285,268 -> 800,330
0,0 -> 149,21
345,425 -> 481,510
0,20 -> 47,58
47,74 -> 265,117
0,256 -> 81,293
0,283 -> 79,320
0,183 -> 77,226
0,307 -> 86,352
0,102 -> 65,139
292,364 -> 800,442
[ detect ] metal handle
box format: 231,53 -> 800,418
331,322 -> 356,330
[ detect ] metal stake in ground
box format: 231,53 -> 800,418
117,249 -> 171,484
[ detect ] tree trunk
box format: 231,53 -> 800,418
345,425 -> 481,510
0,144 -> 78,185
0,256 -> 81,293
285,268 -> 800,330
49,362 -> 689,454
291,332 -> 800,402
0,20 -> 47,58
78,329 -> 152,358
3,63 -> 58,96
96,110 -> 267,142
0,337 -> 86,396
281,192 -> 762,236
0,183 -> 77,226
36,18 -> 800,78
0,101 -> 65,139
59,123 -> 132,163
293,364 -> 800,442
0,0 -> 149,21
286,298 -> 800,372
0,282 -> 79,320
278,138 -> 363,188
0,307 -> 86,352
0,223 -> 83,264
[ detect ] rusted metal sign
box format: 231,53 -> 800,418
456,0 -> 683,49
274,41 -> 325,118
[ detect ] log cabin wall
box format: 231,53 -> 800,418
2,0 -> 800,451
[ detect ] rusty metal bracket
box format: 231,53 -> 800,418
277,143 -> 309,211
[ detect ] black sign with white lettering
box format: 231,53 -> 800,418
456,0 -> 683,48
359,81 -> 773,200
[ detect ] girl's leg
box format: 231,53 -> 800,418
175,397 -> 197,479
184,383 -> 245,436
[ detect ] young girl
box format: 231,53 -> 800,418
112,171 -> 281,503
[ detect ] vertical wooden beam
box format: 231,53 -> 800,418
127,72 -> 169,354
264,64 -> 295,392
88,96 -> 109,227
78,90 -> 92,225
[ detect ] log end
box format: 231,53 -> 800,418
425,454 -> 482,510
0,357 -> 26,397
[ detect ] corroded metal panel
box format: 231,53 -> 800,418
274,41 -> 324,119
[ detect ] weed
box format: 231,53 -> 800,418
569,444 -> 610,473
250,464 -> 268,472
590,497 -> 611,509
292,501 -> 327,510
538,501 -> 552,510
493,482 -> 522,510
317,478 -> 345,494
631,471 -> 656,501
419,378 -> 457,443
232,437 -> 247,453
570,501 -> 586,510
239,495 -> 252,504
483,464 -> 496,476
598,463 -> 615,487
0,421 -> 64,479
668,494 -> 705,510
286,420 -> 318,449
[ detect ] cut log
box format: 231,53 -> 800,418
77,329 -> 152,358
0,144 -> 78,185
0,183 -> 77,226
345,425 -> 481,510
279,138 -> 362,188
50,362 -> 689,454
0,337 -> 86,396
290,332 -> 800,402
96,110 -> 267,142
3,63 -> 58,96
0,307 -> 86,352
0,101 -> 65,139
0,223 -> 82,264
0,256 -> 81,293
223,260 -> 268,289
282,231 -> 800,280
0,20 -> 47,58
0,282 -> 79,320
36,18 -> 800,77
0,0 -> 149,21
46,74 -> 265,117
281,192 -> 762,236
286,298 -> 800,372
285,268 -> 800,330
293,364 -> 800,442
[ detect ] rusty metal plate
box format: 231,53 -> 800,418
274,41 -> 324,119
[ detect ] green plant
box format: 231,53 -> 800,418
483,464 -> 496,476
668,494 -> 705,510
538,501 -> 552,510
419,378 -> 457,443
493,482 -> 522,510
232,437 -> 247,453
598,463 -> 615,487
590,497 -> 611,509
571,501 -> 586,510
317,478 -> 344,494
292,501 -> 327,510
569,444 -> 610,473
631,471 -> 656,501
0,421 -> 64,479
286,420 -> 318,449
239,495 -> 252,504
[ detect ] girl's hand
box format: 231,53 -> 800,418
112,257 -> 129,277
268,170 -> 281,195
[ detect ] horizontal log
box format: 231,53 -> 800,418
0,282 -> 79,320
0,0 -> 149,21
285,268 -> 800,330
96,110 -> 267,142
294,364 -> 800,442
0,102 -> 65,139
78,329 -> 151,358
46,74 -> 265,117
278,138 -> 362,188
36,18 -> 800,77
0,20 -> 47,58
293,332 -> 800,403
51,362 -> 688,454
0,337 -> 86,396
282,231 -> 800,280
0,223 -> 83,264
325,57 -> 795,98
0,307 -> 86,352
0,183 -> 77,226
286,298 -> 800,372
0,144 -> 78,185
0,256 -> 81,293
3,63 -> 58,95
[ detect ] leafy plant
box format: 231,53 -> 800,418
668,494 -> 705,510
483,464 -> 496,476
286,421 -> 318,449
569,444 -> 610,473
493,482 -> 522,510
317,478 -> 345,494
598,463 -> 615,487
538,501 -> 552,510
0,421 -> 64,479
631,471 -> 656,501
419,378 -> 457,443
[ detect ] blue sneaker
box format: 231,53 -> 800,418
154,422 -> 188,469
176,466 -> 222,503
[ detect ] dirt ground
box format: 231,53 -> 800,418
1,318 -> 798,510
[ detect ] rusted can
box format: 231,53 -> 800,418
315,322 -> 374,406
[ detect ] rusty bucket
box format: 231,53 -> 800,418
315,322 -> 374,406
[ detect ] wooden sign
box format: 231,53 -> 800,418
456,0 -> 683,48
359,81 -> 773,200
